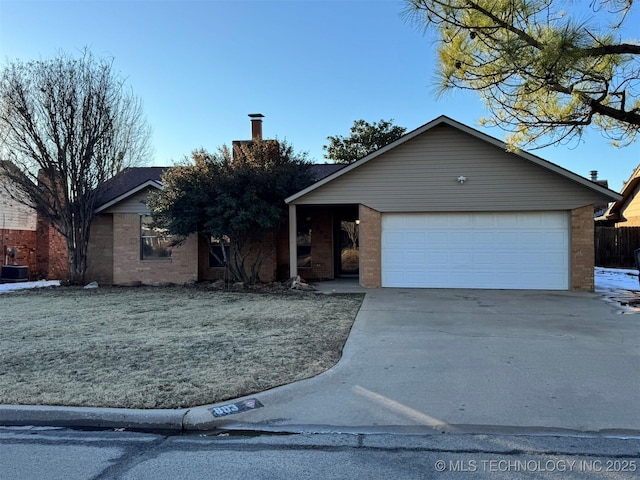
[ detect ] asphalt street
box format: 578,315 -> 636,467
1,426 -> 639,480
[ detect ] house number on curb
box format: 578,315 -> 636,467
210,398 -> 264,417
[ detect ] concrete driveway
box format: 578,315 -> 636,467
204,289 -> 640,434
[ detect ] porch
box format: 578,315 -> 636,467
289,204 -> 361,283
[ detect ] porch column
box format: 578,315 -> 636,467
289,203 -> 297,278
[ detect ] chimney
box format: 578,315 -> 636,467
249,113 -> 264,141
590,170 -> 598,181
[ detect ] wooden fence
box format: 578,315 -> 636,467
595,226 -> 640,268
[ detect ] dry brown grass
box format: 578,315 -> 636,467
0,286 -> 363,409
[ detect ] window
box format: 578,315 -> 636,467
140,215 -> 172,260
297,216 -> 312,268
209,236 -> 231,267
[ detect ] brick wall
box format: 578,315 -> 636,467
112,213 -> 198,285
34,170 -> 69,280
571,205 -> 594,291
198,232 -> 280,283
300,211 -> 333,281
35,216 -> 68,280
1,229 -> 37,278
359,204 -> 381,287
86,214 -> 114,284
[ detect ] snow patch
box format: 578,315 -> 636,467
0,280 -> 60,294
594,267 -> 638,292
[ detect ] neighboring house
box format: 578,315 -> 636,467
286,116 -> 620,291
0,161 -> 37,274
0,161 -> 67,280
603,165 -> 640,226
85,115 -> 620,291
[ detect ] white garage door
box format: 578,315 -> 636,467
381,212 -> 569,290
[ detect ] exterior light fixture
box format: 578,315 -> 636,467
457,176 -> 467,184
355,219 -> 360,225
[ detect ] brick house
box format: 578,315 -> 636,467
84,163 -> 342,286
0,161 -> 67,280
85,115 -> 619,291
84,114 -> 343,286
86,114 -> 343,285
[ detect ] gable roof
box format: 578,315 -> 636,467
604,165 -> 640,222
310,163 -> 346,179
95,167 -> 165,213
286,115 -> 621,204
94,163 -> 345,213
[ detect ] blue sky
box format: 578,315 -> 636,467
0,0 -> 638,190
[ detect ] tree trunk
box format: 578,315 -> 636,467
63,219 -> 91,285
228,237 -> 269,284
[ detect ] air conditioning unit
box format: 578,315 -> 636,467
1,265 -> 29,282
1,246 -> 28,282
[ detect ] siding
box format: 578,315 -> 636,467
103,189 -> 153,214
0,183 -> 36,231
619,186 -> 640,226
293,125 -> 611,211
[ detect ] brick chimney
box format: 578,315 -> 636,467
249,113 -> 264,141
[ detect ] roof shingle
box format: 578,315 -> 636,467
95,163 -> 346,210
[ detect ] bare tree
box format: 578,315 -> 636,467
0,49 -> 151,284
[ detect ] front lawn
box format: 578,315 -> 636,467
0,286 -> 363,409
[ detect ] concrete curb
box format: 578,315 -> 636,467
0,402 -> 263,433
3,404 -> 640,439
0,405 -> 188,432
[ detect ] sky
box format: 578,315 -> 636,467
0,0 -> 638,191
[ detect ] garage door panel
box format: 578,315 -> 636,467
382,231 -> 404,248
381,212 -> 569,290
517,231 -> 545,247
404,232 -> 426,245
448,214 -> 474,227
383,270 -> 406,285
448,235 -> 473,248
539,231 -> 567,243
472,231 -> 495,244
473,252 -> 496,266
424,252 -> 449,267
384,250 -> 407,265
425,231 -> 449,244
